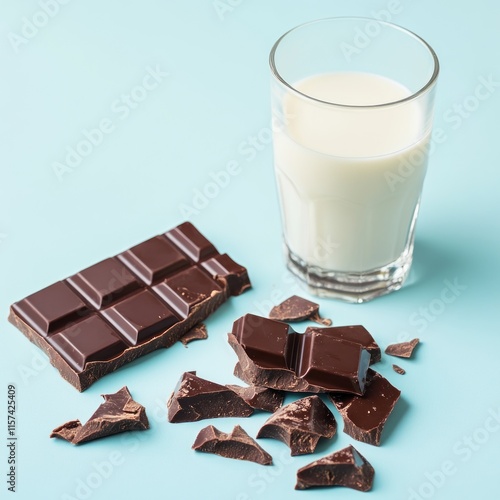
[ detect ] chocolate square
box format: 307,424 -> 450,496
11,281 -> 89,336
48,315 -> 128,371
152,267 -> 222,318
67,257 -> 141,309
100,289 -> 179,345
165,222 -> 218,262
118,235 -> 189,285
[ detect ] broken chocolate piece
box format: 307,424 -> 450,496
225,385 -> 284,413
392,364 -> 406,375
295,445 -> 374,491
50,386 -> 149,445
256,396 -> 336,455
385,338 -> 419,358
179,323 -> 208,346
50,420 -> 82,442
192,425 -> 272,465
167,371 -> 254,422
269,295 -> 332,326
229,314 -> 370,395
305,325 -> 381,364
9,222 -> 250,391
329,370 -> 401,446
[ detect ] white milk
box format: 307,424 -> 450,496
273,72 -> 430,273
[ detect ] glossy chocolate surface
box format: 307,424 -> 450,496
9,222 -> 250,391
229,314 -> 370,394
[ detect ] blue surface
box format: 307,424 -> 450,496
1,1 -> 500,499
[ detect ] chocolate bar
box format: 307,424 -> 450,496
192,425 -> 272,465
295,445 -> 374,491
329,369 -> 401,446
9,222 -> 251,391
228,314 -> 370,394
257,396 -> 336,455
50,386 -> 149,444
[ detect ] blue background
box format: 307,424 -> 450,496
1,1 -> 499,499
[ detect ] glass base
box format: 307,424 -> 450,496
285,245 -> 414,303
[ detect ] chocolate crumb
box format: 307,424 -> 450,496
385,338 -> 419,358
179,323 -> 208,346
392,364 -> 406,375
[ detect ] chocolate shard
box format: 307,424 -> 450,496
329,370 -> 401,446
385,338 -> 420,358
192,425 -> 272,465
305,325 -> 381,365
9,222 -> 250,392
50,387 -> 149,445
392,364 -> 406,375
256,396 -> 336,455
295,445 -> 374,491
229,314 -> 370,395
50,420 -> 82,442
269,295 -> 332,326
167,371 -> 254,423
179,323 -> 208,346
225,385 -> 284,413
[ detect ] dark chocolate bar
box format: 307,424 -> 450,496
192,425 -> 272,465
9,222 -> 250,391
228,314 -> 370,394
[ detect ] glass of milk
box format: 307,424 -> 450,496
270,18 -> 439,303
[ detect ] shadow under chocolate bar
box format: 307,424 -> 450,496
8,222 -> 251,391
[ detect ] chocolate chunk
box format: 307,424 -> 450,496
269,295 -> 332,326
179,323 -> 208,346
385,338 -> 420,358
50,420 -> 82,442
50,387 -> 149,445
295,445 -> 374,491
392,364 -> 406,375
225,385 -> 284,412
167,371 -> 254,422
229,314 -> 370,394
192,425 -> 272,465
256,396 -> 336,455
329,370 -> 401,446
9,222 -> 250,391
305,325 -> 381,364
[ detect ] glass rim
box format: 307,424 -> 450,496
269,17 -> 440,109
